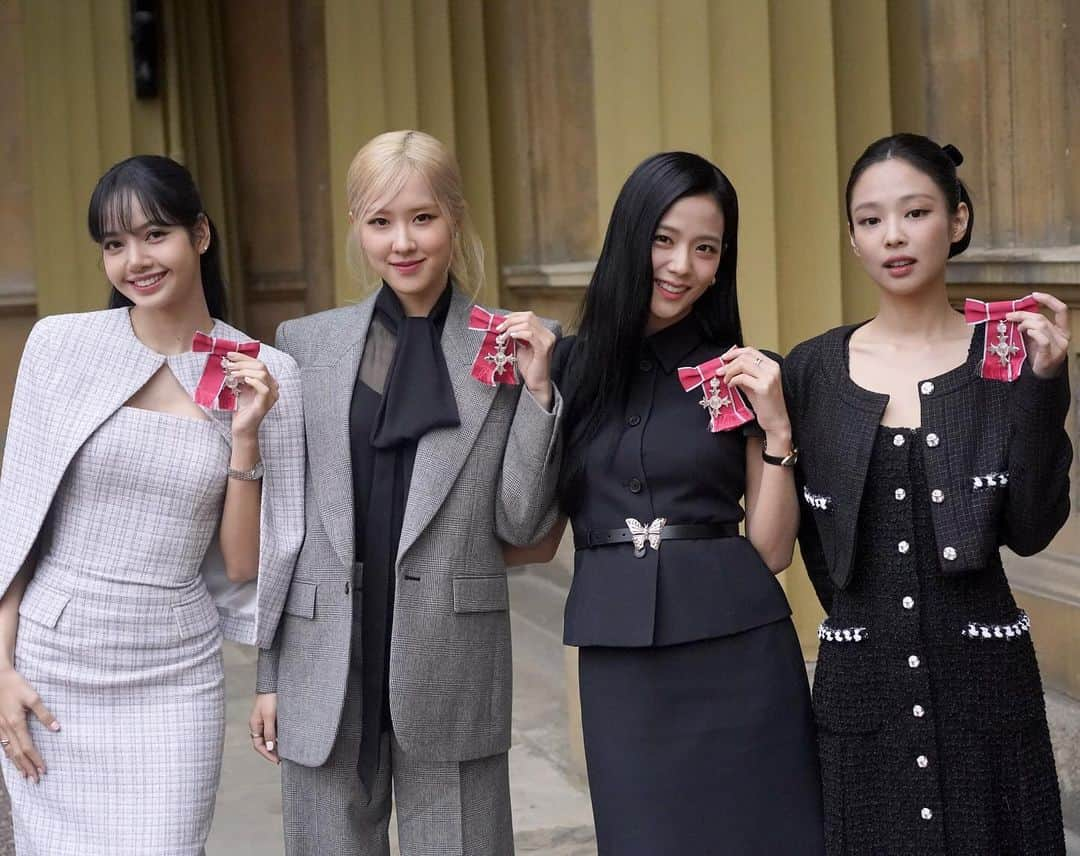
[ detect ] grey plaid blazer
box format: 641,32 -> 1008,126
0,309 -> 306,648
258,286 -> 563,766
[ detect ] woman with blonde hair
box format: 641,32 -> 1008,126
249,129 -> 563,855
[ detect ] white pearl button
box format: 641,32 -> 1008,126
921,807 -> 933,821
895,488 -> 907,501
893,434 -> 905,447
913,704 -> 925,717
926,433 -> 940,447
931,489 -> 944,503
916,755 -> 929,768
943,547 -> 957,561
898,540 -> 910,554
908,655 -> 920,668
902,596 -> 915,609
920,381 -> 934,395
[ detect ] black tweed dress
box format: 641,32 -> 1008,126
813,425 -> 1064,855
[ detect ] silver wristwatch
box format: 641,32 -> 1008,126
227,460 -> 264,481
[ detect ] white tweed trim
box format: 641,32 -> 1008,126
961,610 -> 1030,640
972,471 -> 1009,490
817,622 -> 867,643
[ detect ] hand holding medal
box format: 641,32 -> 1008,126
719,346 -> 789,436
468,307 -> 556,410
221,351 -> 281,439
192,332 -> 279,437
495,312 -> 556,400
1004,292 -> 1069,381
965,292 -> 1070,382
678,356 -> 754,432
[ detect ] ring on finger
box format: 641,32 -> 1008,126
754,356 -> 764,367
0,739 -> 9,747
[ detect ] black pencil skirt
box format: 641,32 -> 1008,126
578,617 -> 825,855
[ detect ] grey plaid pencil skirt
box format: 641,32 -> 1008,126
1,407 -> 228,855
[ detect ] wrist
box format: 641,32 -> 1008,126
230,433 -> 260,461
1032,359 -> 1067,380
762,433 -> 798,467
526,380 -> 553,412
231,425 -> 260,444
762,425 -> 793,451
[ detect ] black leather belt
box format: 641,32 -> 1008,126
575,520 -> 739,558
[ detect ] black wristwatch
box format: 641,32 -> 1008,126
762,439 -> 798,467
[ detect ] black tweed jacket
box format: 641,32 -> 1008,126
783,323 -> 1072,610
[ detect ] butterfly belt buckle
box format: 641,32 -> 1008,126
625,517 -> 667,559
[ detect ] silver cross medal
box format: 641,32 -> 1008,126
485,333 -> 517,378
221,356 -> 240,389
988,320 -> 1019,367
699,376 -> 732,426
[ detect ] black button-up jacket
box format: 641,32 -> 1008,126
783,323 -> 1072,611
555,316 -> 791,648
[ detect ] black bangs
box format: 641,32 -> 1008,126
89,155 -> 231,321
88,157 -> 190,243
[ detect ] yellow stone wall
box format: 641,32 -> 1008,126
6,0 -> 1078,679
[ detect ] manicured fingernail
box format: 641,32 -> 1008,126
49,722 -> 60,732
37,767 -> 44,776
267,741 -> 274,751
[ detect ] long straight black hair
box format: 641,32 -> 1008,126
88,155 -> 229,320
558,151 -> 743,512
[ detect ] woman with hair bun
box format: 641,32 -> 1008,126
784,133 -> 1070,854
249,129 -> 563,854
0,154 -> 305,854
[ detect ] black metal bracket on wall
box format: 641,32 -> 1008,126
131,0 -> 161,100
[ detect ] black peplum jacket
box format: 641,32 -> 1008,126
554,319 -> 793,649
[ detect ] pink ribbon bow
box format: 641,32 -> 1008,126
677,356 -> 755,432
192,331 -> 261,411
964,295 -> 1038,382
468,306 -> 519,386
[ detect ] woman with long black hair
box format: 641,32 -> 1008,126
538,152 -> 824,854
0,155 -> 304,854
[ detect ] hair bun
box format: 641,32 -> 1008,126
941,143 -> 964,167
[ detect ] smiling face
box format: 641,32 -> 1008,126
848,157 -> 969,296
647,193 -> 725,334
101,196 -> 208,312
355,169 -> 454,316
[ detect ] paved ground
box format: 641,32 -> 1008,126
208,608 -> 596,855
1,570 -> 1078,855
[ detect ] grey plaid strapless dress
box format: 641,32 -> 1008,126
3,405 -> 229,855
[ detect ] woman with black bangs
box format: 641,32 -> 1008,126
529,151 -> 824,853
0,155 -> 304,854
